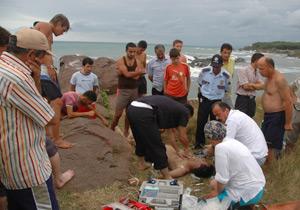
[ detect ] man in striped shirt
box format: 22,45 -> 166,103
0,28 -> 59,209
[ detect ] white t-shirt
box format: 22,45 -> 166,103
225,110 -> 268,160
215,138 -> 265,202
70,71 -> 99,94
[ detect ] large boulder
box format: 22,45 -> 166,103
59,115 -> 132,192
58,55 -> 118,94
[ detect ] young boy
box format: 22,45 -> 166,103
35,14 -> 72,149
164,48 -> 190,104
70,57 -> 99,94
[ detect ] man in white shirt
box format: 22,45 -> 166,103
212,101 -> 268,165
70,57 -> 99,94
204,120 -> 265,208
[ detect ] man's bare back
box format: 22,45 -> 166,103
34,22 -> 53,46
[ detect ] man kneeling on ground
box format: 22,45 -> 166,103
203,120 -> 265,209
127,95 -> 194,179
61,90 -> 109,126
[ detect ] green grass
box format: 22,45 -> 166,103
57,101 -> 300,209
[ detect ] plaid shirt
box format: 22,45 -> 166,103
0,52 -> 54,189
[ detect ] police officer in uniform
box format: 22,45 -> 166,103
195,54 -> 230,149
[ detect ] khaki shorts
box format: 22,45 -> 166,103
116,88 -> 138,111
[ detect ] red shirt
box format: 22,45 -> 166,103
164,63 -> 190,97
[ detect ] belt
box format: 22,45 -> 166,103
237,94 -> 255,99
131,101 -> 153,109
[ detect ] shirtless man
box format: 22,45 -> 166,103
166,145 -> 213,178
110,42 -> 145,137
34,14 -> 72,148
136,40 -> 148,97
257,57 -> 293,161
172,39 -> 187,63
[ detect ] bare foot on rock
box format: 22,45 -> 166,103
54,138 -> 74,149
55,169 -> 75,189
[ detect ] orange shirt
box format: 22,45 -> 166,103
164,63 -> 190,97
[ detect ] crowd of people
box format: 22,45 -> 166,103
0,13 -> 299,210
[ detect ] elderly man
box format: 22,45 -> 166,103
195,54 -> 230,149
147,44 -> 171,95
0,28 -> 59,210
204,121 -> 265,209
212,101 -> 268,165
257,56 -> 293,161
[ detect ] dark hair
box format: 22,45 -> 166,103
33,21 -> 39,27
82,57 -> 94,66
184,103 -> 194,117
265,57 -> 275,68
192,165 -> 216,178
220,43 -> 233,52
126,42 -> 136,51
212,101 -> 231,111
137,40 -> 147,49
251,53 -> 264,63
169,48 -> 180,58
0,26 -> 11,47
50,14 -> 70,31
154,44 -> 165,51
82,90 -> 97,102
173,39 -> 183,46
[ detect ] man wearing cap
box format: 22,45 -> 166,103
0,28 -> 59,209
204,121 -> 265,209
195,54 -> 230,149
147,44 -> 171,95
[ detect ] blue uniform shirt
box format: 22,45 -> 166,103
198,66 -> 230,100
147,56 -> 171,92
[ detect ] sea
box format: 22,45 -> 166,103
53,41 -> 300,99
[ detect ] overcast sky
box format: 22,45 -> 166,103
1,0 -> 300,47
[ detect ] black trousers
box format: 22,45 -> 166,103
152,88 -> 164,96
126,105 -> 168,170
195,94 -> 220,147
234,94 -> 256,118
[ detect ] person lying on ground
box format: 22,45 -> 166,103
61,90 -> 109,126
166,144 -> 214,178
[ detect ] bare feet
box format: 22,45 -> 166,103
55,169 -> 75,189
138,162 -> 151,171
54,138 -> 74,149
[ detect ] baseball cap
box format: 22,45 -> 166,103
15,28 -> 54,56
211,54 -> 223,67
204,120 -> 226,140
